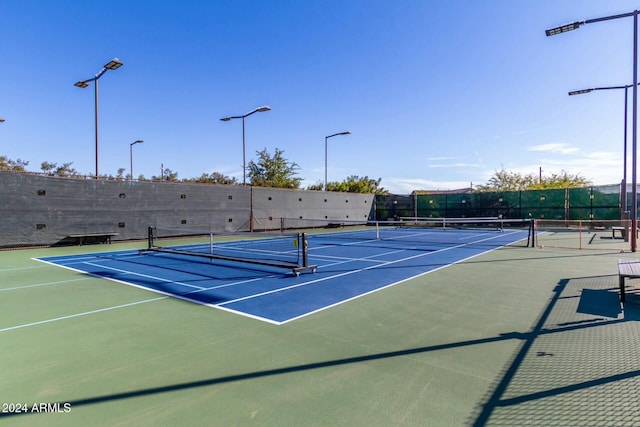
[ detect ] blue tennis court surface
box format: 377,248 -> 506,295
35,227 -> 530,324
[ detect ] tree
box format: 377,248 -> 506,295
115,168 -> 126,181
0,156 -> 29,172
54,162 -> 80,177
311,175 -> 388,194
528,170 -> 591,190
475,169 -> 591,192
40,161 -> 57,175
152,167 -> 179,182
187,172 -> 238,185
247,148 -> 302,188
40,161 -> 80,177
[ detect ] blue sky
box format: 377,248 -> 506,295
0,1 -> 637,194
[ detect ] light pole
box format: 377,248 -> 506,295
325,131 -> 351,191
568,84 -> 637,217
129,140 -> 143,182
75,58 -> 123,178
547,10 -> 639,251
220,106 -> 271,185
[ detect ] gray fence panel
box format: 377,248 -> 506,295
251,187 -> 374,230
0,173 -> 376,247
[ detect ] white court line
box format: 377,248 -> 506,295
0,296 -> 167,333
32,250 -> 140,265
85,255 -> 272,293
309,247 -> 409,265
0,277 -> 91,292
83,261 -> 207,290
0,264 -> 49,273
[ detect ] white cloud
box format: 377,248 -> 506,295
428,163 -> 483,168
426,156 -> 461,161
426,156 -> 483,169
511,149 -> 622,184
527,143 -> 580,155
384,177 -> 472,194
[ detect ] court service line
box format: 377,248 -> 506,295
83,261 -> 207,290
0,296 -> 167,333
83,260 -> 277,293
0,277 -> 91,292
309,247 -> 407,264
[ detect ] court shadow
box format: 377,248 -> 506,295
576,288 -> 621,318
468,274 -> 640,426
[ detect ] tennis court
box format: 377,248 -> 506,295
35,222 -> 532,324
2,220 -> 640,426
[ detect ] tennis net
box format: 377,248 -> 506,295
259,217 -> 534,247
141,227 -> 317,275
534,219 -> 633,251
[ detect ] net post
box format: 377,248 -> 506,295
148,226 -> 154,249
579,220 -> 583,250
301,233 -> 308,267
528,220 -> 535,247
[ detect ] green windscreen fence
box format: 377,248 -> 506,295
375,185 -> 623,221
374,195 -> 415,220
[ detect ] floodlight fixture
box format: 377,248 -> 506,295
325,131 -> 352,191
327,131 -> 352,138
568,88 -> 593,96
104,58 -> 123,70
130,139 -> 144,182
253,106 -> 271,114
220,105 -> 271,185
545,21 -> 585,36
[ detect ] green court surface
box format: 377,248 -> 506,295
1,241 -> 639,426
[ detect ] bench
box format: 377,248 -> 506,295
612,226 -> 625,239
326,223 -> 345,228
617,259 -> 640,302
67,232 -> 118,246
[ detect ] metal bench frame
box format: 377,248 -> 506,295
618,259 -> 640,303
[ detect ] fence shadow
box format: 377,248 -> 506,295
469,274 -> 640,426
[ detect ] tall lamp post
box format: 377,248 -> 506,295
547,10 -> 639,251
325,131 -> 351,191
129,140 -> 144,182
568,84 -> 636,217
220,106 -> 271,185
75,58 -> 123,178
